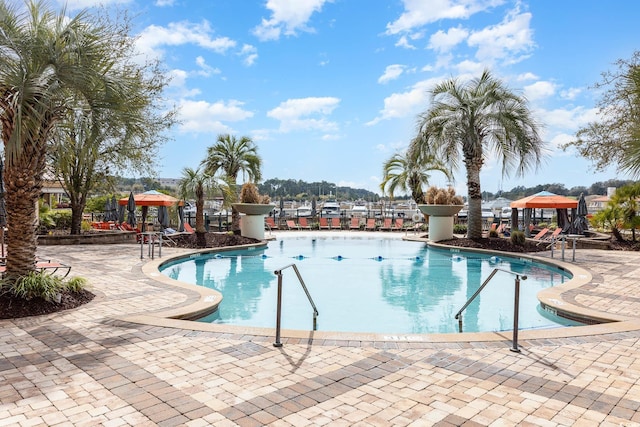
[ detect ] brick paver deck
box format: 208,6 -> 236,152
1,231 -> 639,426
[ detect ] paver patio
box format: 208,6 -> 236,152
1,231 -> 639,426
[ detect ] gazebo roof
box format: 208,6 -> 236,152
510,191 -> 578,209
118,190 -> 180,207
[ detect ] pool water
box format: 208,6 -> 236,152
160,236 -> 578,334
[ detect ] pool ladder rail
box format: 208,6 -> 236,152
273,263 -> 319,347
454,268 -> 527,353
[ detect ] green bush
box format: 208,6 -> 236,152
65,276 -> 89,293
488,229 -> 499,238
10,272 -> 65,301
453,224 -> 467,234
510,230 -> 526,246
51,210 -> 72,229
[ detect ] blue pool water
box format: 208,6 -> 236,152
160,236 -> 578,334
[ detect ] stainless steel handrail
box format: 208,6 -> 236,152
273,263 -> 319,347
454,268 -> 527,353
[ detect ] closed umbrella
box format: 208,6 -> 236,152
118,204 -> 125,224
126,192 -> 137,227
279,197 -> 285,218
104,197 -> 111,221
572,193 -> 589,234
311,197 -> 317,217
158,205 -> 169,230
178,204 -> 185,232
111,195 -> 117,222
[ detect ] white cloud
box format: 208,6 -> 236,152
560,87 -> 582,100
155,0 -> 175,6
395,35 -> 417,49
267,97 -> 340,132
195,56 -> 221,77
386,0 -> 482,35
378,65 -> 406,84
523,80 -> 556,101
61,0 -> 131,10
252,0 -> 330,41
517,72 -> 538,81
536,106 -> 599,138
136,21 -> 236,60
367,78 -> 442,125
239,44 -> 258,66
178,99 -> 254,134
428,26 -> 469,53
454,59 -> 484,76
467,10 -> 534,64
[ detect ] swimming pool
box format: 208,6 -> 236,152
160,236 -> 578,334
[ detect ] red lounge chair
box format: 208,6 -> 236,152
319,218 -> 330,230
393,218 -> 403,231
265,217 -> 279,230
183,223 -> 195,233
349,217 -> 360,230
298,217 -> 312,230
286,220 -> 300,230
379,218 -> 393,231
330,218 -> 341,230
532,228 -> 549,240
365,218 -> 377,231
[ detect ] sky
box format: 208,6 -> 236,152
54,0 -> 640,196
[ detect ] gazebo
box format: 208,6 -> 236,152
510,191 -> 578,236
118,190 -> 182,232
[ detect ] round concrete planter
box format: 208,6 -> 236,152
418,204 -> 464,242
232,203 -> 276,240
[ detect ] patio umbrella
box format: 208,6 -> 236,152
0,158 -> 6,257
126,192 -> 137,227
572,193 -> 589,234
279,197 -> 285,218
311,198 -> 317,217
111,195 -> 117,221
141,206 -> 148,232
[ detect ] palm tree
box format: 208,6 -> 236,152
201,134 -> 262,235
0,1 -> 152,282
178,167 -> 231,247
415,70 -> 545,239
380,141 -> 451,204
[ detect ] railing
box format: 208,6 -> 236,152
454,268 -> 527,353
273,263 -> 319,347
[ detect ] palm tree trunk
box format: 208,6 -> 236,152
4,143 -> 46,283
466,161 -> 483,239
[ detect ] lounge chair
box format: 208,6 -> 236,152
365,218 -> 377,231
298,217 -> 312,230
330,218 -> 341,230
0,260 -> 71,278
349,217 -> 361,230
531,228 -> 549,240
379,218 -> 393,231
286,220 -> 301,230
393,218 -> 403,231
183,223 -> 195,233
265,217 -> 279,230
543,228 -> 562,241
319,218 -> 330,230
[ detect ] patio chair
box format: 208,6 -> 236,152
330,217 -> 341,230
379,218 -> 393,231
265,217 -> 279,230
349,217 -> 361,230
531,228 -> 549,240
286,220 -> 301,230
319,217 -> 330,230
393,218 -> 404,231
365,218 -> 377,231
298,217 -> 312,230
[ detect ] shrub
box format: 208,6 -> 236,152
510,230 -> 526,246
488,229 -> 499,238
453,224 -> 467,234
10,272 -> 65,302
425,186 -> 464,205
65,276 -> 89,293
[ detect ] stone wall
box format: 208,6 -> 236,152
38,231 -> 137,245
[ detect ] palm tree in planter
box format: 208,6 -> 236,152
202,134 -> 262,235
380,141 -> 452,204
179,167 -> 232,247
415,70 -> 545,239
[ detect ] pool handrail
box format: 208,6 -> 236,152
273,263 -> 319,347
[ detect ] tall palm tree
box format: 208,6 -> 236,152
415,70 -> 545,239
0,1 -> 151,282
380,141 -> 451,204
178,167 -> 231,247
201,134 -> 262,235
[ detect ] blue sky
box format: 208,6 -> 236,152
60,0 -> 639,196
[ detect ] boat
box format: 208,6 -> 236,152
296,205 -> 312,217
321,200 -> 341,218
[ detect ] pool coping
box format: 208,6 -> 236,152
129,234 -> 640,344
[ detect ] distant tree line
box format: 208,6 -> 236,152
493,179 -> 634,200
257,178 -> 380,202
